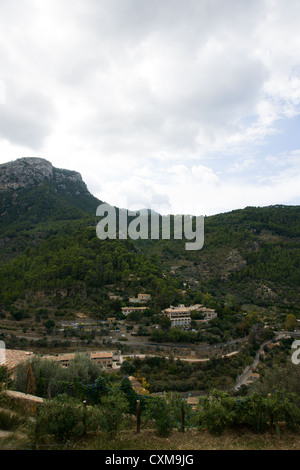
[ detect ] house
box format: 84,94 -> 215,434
44,351 -> 113,369
1,349 -> 34,379
121,306 -> 147,316
138,293 -> 151,301
186,396 -> 199,410
46,353 -> 75,368
90,351 -> 113,368
162,303 -> 217,328
246,372 -> 260,385
189,304 -> 218,322
162,305 -> 192,327
129,293 -> 151,303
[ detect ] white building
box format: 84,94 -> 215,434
162,305 -> 192,328
162,303 -> 217,328
121,306 -> 147,316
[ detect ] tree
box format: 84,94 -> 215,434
159,316 -> 171,331
168,328 -> 188,343
43,319 -> 55,334
119,377 -> 139,414
224,294 -> 237,309
120,360 -> 136,377
26,364 -> 36,395
285,314 -> 297,332
149,328 -> 166,342
66,352 -> 103,384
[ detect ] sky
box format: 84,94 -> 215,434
0,0 -> 300,216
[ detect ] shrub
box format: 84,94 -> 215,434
264,390 -> 300,435
97,391 -> 129,435
197,394 -> 234,436
164,392 -> 192,430
0,409 -> 23,431
196,389 -> 300,436
35,394 -> 85,443
144,396 -> 173,437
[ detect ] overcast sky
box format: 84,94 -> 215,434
0,0 -> 300,216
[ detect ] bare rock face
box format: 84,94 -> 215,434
0,157 -> 88,194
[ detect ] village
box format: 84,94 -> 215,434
0,293 -> 275,397
1,287 -> 298,403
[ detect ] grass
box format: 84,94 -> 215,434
0,409 -> 23,431
1,425 -> 300,450
84,428 -> 300,451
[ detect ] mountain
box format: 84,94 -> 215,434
0,157 -> 179,316
0,157 -> 103,261
0,157 -> 86,192
0,157 -> 101,226
0,157 -> 299,322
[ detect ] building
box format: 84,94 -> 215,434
90,351 -> 113,368
122,306 -> 148,316
189,304 -> 218,322
186,396 -> 199,410
201,308 -> 218,321
162,305 -> 192,328
1,349 -> 34,379
129,293 -> 151,303
138,293 -> 151,301
47,353 -> 74,368
162,303 -> 217,328
246,372 -> 260,385
44,351 -> 113,369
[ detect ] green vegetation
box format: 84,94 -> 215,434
196,389 -> 300,436
1,161 -> 300,450
0,171 -> 299,319
2,354 -> 300,450
143,205 -> 300,308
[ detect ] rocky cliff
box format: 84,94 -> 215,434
0,157 -> 89,194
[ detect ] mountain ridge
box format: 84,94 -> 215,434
0,157 -> 90,193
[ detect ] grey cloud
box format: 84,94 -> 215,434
55,0 -> 270,157
0,86 -> 56,149
81,0 -> 266,43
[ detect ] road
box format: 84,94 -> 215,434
234,332 -> 299,389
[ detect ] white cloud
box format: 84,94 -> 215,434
0,0 -> 300,215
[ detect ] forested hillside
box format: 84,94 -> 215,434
0,158 -> 299,320
138,205 -> 300,309
0,159 -> 180,317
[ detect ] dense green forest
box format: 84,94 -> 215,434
138,205 -> 300,304
0,160 -> 299,320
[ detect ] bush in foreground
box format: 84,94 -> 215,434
35,394 -> 85,443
